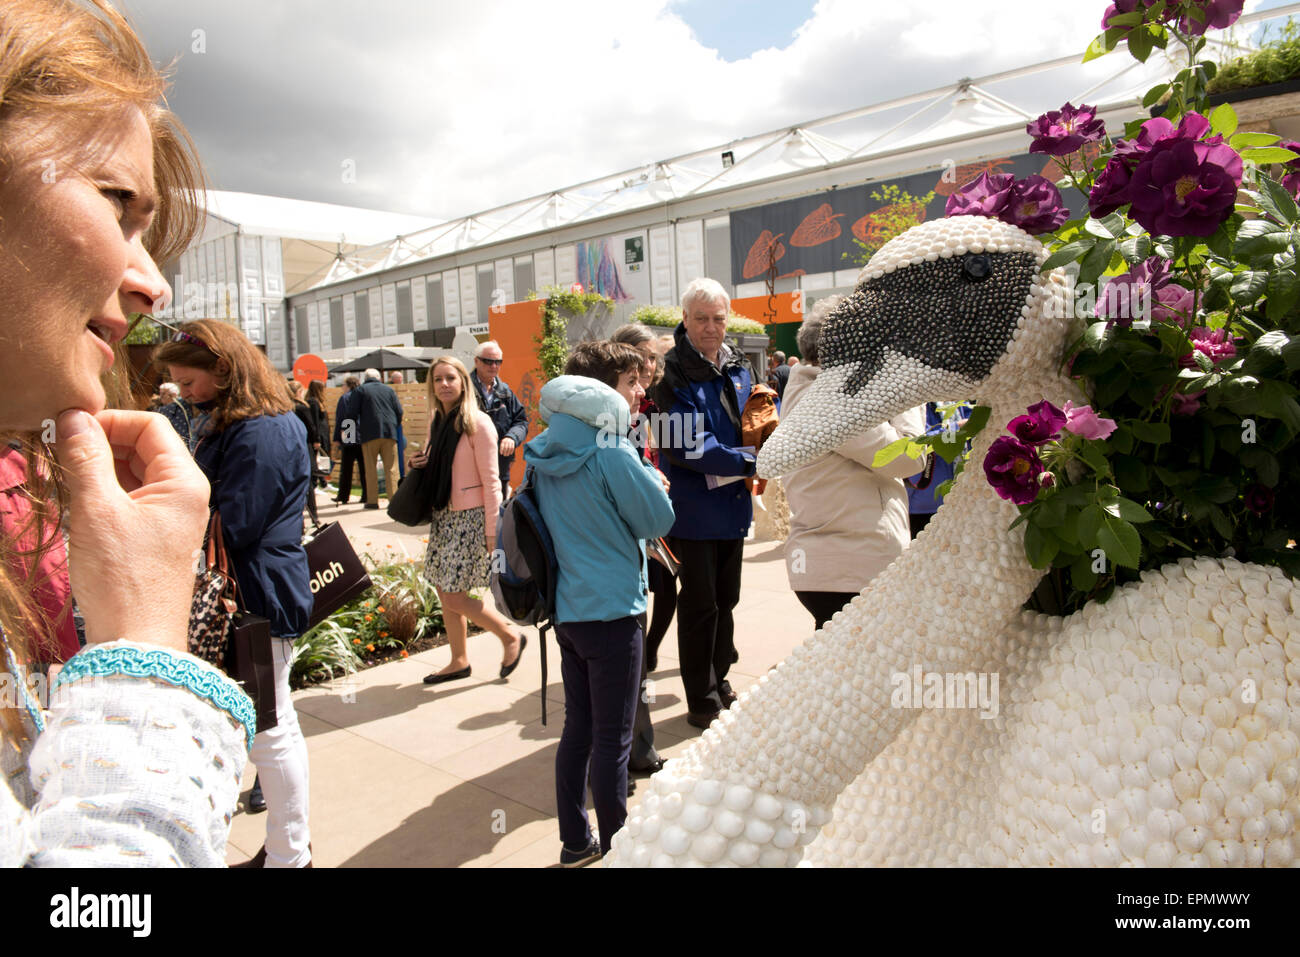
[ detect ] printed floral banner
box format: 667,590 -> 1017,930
728,152 -> 1085,286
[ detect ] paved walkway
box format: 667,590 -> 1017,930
225,491 -> 813,867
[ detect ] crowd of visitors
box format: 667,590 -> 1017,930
0,0 -> 940,874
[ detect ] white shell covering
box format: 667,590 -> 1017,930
604,216 -> 1300,867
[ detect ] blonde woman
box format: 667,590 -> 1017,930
412,357 -> 526,683
0,0 -> 254,865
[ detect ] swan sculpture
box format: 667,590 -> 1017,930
605,215 -> 1300,867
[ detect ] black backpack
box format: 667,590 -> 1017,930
490,467 -> 560,722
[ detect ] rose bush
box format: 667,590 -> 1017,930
920,0 -> 1300,615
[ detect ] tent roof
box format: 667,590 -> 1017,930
200,190 -> 439,245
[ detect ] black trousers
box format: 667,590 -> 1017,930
336,444 -> 367,502
668,536 -> 743,715
795,590 -> 859,631
644,558 -> 677,669
629,608 -> 659,770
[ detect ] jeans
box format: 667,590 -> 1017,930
250,637 -> 311,867
554,617 -> 642,854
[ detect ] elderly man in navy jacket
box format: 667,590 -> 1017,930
355,368 -> 404,509
652,278 -> 755,729
470,340 -> 528,491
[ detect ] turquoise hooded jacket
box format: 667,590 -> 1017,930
523,375 -> 676,624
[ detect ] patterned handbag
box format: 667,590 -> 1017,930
188,509 -> 237,669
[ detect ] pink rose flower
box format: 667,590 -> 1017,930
1062,400 -> 1118,440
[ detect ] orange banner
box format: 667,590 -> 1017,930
731,290 -> 805,325
489,300 -> 547,489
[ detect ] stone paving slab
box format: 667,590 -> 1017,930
228,492 -> 813,867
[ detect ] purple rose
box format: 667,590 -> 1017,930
1101,0 -> 1163,30
1007,400 -> 1067,444
944,171 -> 1015,219
1062,401 -> 1118,440
1244,482 -> 1274,516
1096,256 -> 1173,323
1002,176 -> 1069,234
1127,135 -> 1243,237
984,436 -> 1049,505
1279,140 -> 1300,198
1176,0 -> 1244,36
1179,326 -> 1236,367
1028,103 -> 1107,156
1151,283 -> 1196,325
1089,157 -> 1135,217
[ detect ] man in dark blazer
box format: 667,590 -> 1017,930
355,368 -> 404,509
332,375 -> 367,504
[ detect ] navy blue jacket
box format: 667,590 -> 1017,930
471,370 -> 528,482
652,322 -> 755,540
333,388 -> 361,446
195,411 -> 313,638
354,380 -> 403,443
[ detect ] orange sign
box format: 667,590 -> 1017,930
489,300 -> 547,489
731,290 -> 805,325
293,353 -> 328,386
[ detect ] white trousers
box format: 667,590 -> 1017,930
249,637 -> 311,867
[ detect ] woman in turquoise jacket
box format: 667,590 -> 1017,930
524,344 -> 676,865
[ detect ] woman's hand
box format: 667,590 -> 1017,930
409,444 -> 428,469
52,409 -> 210,650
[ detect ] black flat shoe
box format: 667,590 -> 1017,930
499,635 -> 527,679
423,666 -> 471,685
248,776 -> 266,814
628,757 -> 665,775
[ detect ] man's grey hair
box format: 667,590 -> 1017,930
364,368 -> 381,381
797,295 -> 843,366
772,350 -> 786,365
159,382 -> 179,397
680,277 -> 729,313
475,339 -> 503,358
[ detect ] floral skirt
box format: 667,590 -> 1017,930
423,505 -> 489,593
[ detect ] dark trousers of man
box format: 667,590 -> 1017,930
335,443 -> 367,503
795,590 -> 858,631
554,616 -> 641,855
668,536 -> 743,715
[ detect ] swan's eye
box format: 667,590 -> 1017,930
962,254 -> 991,281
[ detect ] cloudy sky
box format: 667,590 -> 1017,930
120,0 -> 1284,221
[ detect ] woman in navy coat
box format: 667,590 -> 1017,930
157,320 -> 314,868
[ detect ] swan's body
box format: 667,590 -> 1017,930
605,216 -> 1300,867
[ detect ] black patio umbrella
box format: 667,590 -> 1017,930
327,348 -> 430,375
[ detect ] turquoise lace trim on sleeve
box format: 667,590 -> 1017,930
53,646 -> 256,751
3,640 -> 45,734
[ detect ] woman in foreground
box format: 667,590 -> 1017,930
0,0 -> 253,866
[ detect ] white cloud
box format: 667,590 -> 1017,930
120,0 -> 1276,219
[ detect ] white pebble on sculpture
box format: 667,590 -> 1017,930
604,215 -> 1300,867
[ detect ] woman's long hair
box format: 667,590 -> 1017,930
426,357 -> 478,437
0,0 -> 205,742
152,320 -> 294,433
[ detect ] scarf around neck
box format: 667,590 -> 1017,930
427,406 -> 462,511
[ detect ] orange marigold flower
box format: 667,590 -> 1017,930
366,644 -> 375,652
352,638 -> 361,645
365,615 -> 373,622
376,606 -> 385,613
379,631 -> 389,638
400,650 -> 409,658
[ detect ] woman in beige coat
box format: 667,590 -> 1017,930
782,297 -> 926,629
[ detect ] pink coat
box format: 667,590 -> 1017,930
429,409 -> 502,541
